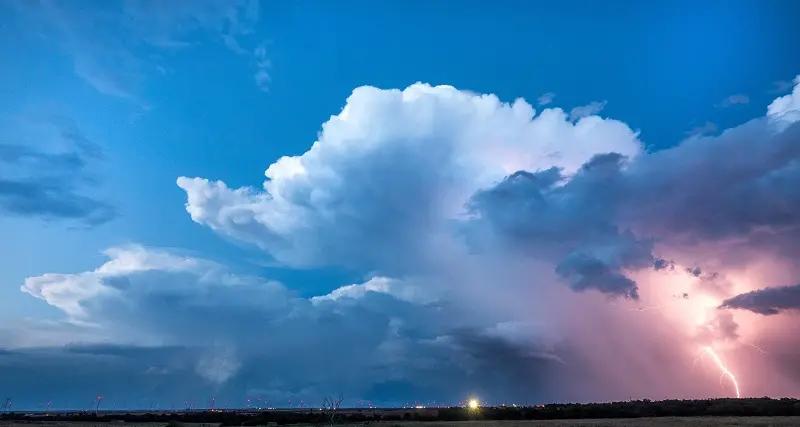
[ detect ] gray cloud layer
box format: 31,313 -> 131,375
0,115 -> 115,225
5,246 -> 563,408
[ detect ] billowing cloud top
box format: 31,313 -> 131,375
177,83 -> 642,274
7,78 -> 800,408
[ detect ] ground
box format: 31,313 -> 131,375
4,419 -> 800,427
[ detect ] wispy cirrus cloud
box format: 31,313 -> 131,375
0,112 -> 114,225
717,93 -> 750,108
770,79 -> 796,94
568,100 -> 607,121
686,121 -> 718,137
537,92 -> 555,106
253,42 -> 271,92
7,0 -> 269,102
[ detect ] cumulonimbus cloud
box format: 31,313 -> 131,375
177,84 -> 643,274
9,77 -> 800,406
170,77 -> 800,400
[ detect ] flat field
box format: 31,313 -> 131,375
5,419 -> 800,427
409,420 -> 800,426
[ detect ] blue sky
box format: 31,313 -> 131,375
2,0 -> 800,409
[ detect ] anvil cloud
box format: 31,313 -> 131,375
6,77 -> 800,407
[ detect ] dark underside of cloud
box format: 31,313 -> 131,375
464,157 -> 658,300
4,246 -> 571,408
465,115 -> 800,297
0,339 -> 565,409
0,117 -> 115,225
721,284 -> 800,315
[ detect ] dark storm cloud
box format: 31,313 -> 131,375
465,111 -> 800,297
653,258 -> 675,271
720,284 -> 800,315
0,344 -> 216,410
621,119 -> 800,245
0,328 -> 564,409
465,154 -> 658,299
555,251 -> 640,299
427,329 -> 566,404
0,116 -> 115,225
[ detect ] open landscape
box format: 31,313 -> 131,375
5,420 -> 800,427
5,399 -> 800,427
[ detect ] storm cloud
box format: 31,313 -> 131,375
170,78 -> 800,400
4,245 -> 561,408
721,284 -> 800,315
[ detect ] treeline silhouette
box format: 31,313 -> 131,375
3,398 -> 800,424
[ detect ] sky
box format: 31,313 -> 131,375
1,0 -> 800,411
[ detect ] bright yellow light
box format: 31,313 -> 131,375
468,399 -> 479,409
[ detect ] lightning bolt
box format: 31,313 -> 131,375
623,294 -> 752,399
701,346 -> 741,398
741,340 -> 768,355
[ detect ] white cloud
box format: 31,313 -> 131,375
537,92 -> 555,106
21,245 -> 205,319
311,276 -> 436,305
254,43 -> 271,92
568,100 -> 608,121
178,83 -> 641,271
717,93 -> 750,108
768,75 -> 800,126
